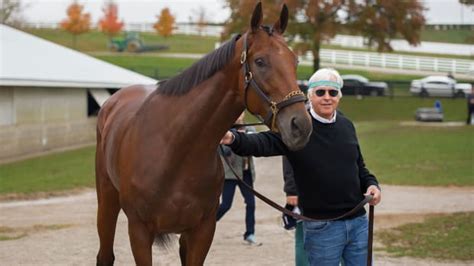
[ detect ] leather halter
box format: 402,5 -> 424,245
240,31 -> 306,132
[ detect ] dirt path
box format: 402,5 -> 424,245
1,156 -> 473,265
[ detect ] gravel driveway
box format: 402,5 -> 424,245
1,156 -> 473,265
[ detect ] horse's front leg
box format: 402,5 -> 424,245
179,212 -> 217,266
128,218 -> 154,266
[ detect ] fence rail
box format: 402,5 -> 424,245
299,49 -> 474,75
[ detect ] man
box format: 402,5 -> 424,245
467,87 -> 474,125
217,112 -> 262,246
221,68 -> 381,265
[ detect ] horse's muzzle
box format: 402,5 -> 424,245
278,111 -> 312,151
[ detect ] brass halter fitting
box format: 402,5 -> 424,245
284,90 -> 305,100
244,72 -> 253,83
240,51 -> 247,64
270,101 -> 279,131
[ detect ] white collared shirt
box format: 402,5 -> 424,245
310,106 -> 337,124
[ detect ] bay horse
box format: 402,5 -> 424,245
95,3 -> 312,265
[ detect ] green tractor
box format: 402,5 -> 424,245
109,32 -> 168,53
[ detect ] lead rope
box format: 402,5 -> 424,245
368,205 -> 375,266
218,145 -> 373,223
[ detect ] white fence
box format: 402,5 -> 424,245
330,35 -> 474,56
300,49 -> 474,75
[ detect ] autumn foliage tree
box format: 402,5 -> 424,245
60,1 -> 91,49
153,8 -> 175,38
223,0 -> 425,72
195,6 -> 208,36
98,1 -> 124,41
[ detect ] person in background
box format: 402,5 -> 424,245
467,87 -> 474,125
216,112 -> 262,246
221,68 -> 381,265
283,156 -> 309,266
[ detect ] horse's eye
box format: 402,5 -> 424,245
254,58 -> 266,67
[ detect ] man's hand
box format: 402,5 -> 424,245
365,185 -> 381,206
286,196 -> 298,206
220,131 -> 235,145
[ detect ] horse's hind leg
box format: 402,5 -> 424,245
96,153 -> 121,266
179,213 -> 217,266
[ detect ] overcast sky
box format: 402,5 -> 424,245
19,0 -> 474,24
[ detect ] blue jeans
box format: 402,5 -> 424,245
216,170 -> 255,239
295,222 -> 309,266
303,215 -> 368,266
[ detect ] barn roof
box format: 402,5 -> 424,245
0,24 -> 157,88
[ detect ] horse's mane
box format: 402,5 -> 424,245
156,35 -> 240,96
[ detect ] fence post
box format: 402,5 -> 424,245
382,54 -> 386,69
365,53 -> 369,67
332,50 -> 336,64
416,57 -> 420,71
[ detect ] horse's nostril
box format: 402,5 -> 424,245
291,117 -> 302,135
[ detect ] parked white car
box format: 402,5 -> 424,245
410,76 -> 472,98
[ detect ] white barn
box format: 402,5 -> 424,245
0,25 -> 157,161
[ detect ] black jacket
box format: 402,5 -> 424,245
229,111 -> 379,219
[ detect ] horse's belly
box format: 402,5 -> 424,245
128,173 -> 223,233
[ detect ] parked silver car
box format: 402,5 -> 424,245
410,76 -> 472,98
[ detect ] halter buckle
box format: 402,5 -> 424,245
270,101 -> 279,132
244,72 -> 253,83
240,51 -> 247,64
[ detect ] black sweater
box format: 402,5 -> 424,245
230,112 -> 379,219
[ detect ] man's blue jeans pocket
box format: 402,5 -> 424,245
302,216 -> 368,266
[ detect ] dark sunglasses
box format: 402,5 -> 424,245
315,89 -> 339,97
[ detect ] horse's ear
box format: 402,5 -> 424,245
274,4 -> 288,34
250,2 -> 263,32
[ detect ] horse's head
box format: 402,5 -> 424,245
237,3 -> 312,151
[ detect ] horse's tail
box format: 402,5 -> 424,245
154,233 -> 175,250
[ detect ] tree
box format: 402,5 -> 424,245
98,1 -> 124,41
195,6 -> 207,36
60,1 -> 91,49
222,0 -> 282,38
223,0 -> 425,72
459,0 -> 474,6
0,0 -> 24,25
153,8 -> 175,38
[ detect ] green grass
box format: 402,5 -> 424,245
339,97 -> 467,121
379,212 -> 474,260
25,28 -> 472,59
0,146 -> 95,195
95,54 -> 197,79
297,65 -> 423,82
420,28 -> 474,45
355,121 -> 474,186
24,28 -> 218,53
